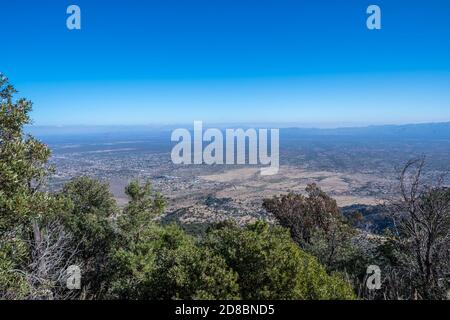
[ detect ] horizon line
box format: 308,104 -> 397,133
25,120 -> 450,131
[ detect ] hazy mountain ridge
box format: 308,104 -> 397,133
27,122 -> 450,140
282,122 -> 450,138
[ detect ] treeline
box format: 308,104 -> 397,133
1,74 -> 449,300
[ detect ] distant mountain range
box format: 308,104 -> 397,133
282,122 -> 450,139
27,122 -> 450,140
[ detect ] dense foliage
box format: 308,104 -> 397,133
203,221 -> 355,300
263,184 -> 360,273
108,224 -> 240,300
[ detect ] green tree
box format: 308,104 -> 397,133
0,74 -> 68,231
0,235 -> 29,299
0,74 -> 70,299
203,221 -> 356,300
118,179 -> 165,242
109,223 -> 239,300
263,184 -> 357,271
61,176 -> 118,296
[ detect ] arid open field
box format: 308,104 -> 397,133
199,166 -> 383,206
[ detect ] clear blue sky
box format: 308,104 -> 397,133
1,0 -> 449,126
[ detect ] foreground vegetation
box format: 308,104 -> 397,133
1,74 -> 449,300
